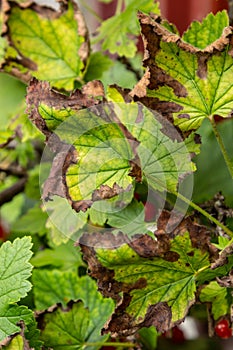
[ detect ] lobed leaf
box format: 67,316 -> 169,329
0,305 -> 34,344
183,11 -> 229,49
0,236 -> 33,310
40,302 -> 90,350
5,0 -> 88,89
83,232 -> 210,335
95,0 -> 160,57
33,271 -> 114,349
132,12 -> 233,131
200,281 -> 232,320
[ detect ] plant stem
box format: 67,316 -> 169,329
115,0 -> 124,15
84,341 -> 135,348
79,0 -> 103,23
175,191 -> 233,238
209,117 -> 233,179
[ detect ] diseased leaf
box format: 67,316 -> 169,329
200,281 -> 232,320
28,85 -> 196,216
132,12 -> 233,131
83,232 -> 210,335
95,0 -> 160,57
183,11 -> 229,49
0,305 -> 34,344
0,237 -> 33,309
5,0 -> 88,89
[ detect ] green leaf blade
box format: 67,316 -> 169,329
8,1 -> 87,89
96,232 -> 210,331
183,11 -> 229,49
0,237 -> 33,308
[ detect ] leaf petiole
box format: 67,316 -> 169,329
175,191 -> 233,238
209,116 -> 233,179
115,0 -> 124,15
84,341 -> 135,348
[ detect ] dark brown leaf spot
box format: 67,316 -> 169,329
142,302 -> 172,332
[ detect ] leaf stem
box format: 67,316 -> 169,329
175,191 -> 233,238
115,0 -> 124,15
79,0 -> 103,23
84,341 -> 135,348
209,116 -> 233,179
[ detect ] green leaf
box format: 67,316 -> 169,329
0,74 -> 25,125
64,109 -> 133,201
33,272 -> 114,348
101,60 -> 138,89
33,269 -> 83,309
200,281 -> 232,320
104,201 -> 147,235
4,334 -> 24,350
0,305 -> 34,343
40,302 -> 90,350
96,232 -> 210,333
95,0 -> 160,57
185,119 -> 233,206
113,102 -> 195,192
31,241 -> 85,271
138,326 -> 158,350
84,52 -> 113,82
11,205 -> 48,235
0,237 -> 33,310
7,1 -> 87,89
45,196 -> 88,245
183,11 -> 229,49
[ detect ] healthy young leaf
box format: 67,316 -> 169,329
33,269 -> 83,309
84,52 -> 113,82
31,241 -> 85,270
95,0 -> 160,57
0,237 -> 33,309
33,272 -> 114,348
6,0 -> 88,89
84,232 -> 210,335
39,302 -> 90,350
89,199 -> 148,235
11,205 -> 48,235
133,13 -> 233,131
185,118 -> 233,206
200,281 -> 232,320
183,11 -> 229,49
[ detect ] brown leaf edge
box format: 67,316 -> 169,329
79,212 -> 217,336
26,78 -> 105,209
1,0 -> 89,84
130,12 -> 233,128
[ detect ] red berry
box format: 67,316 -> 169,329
171,326 -> 185,343
215,319 -> 232,339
